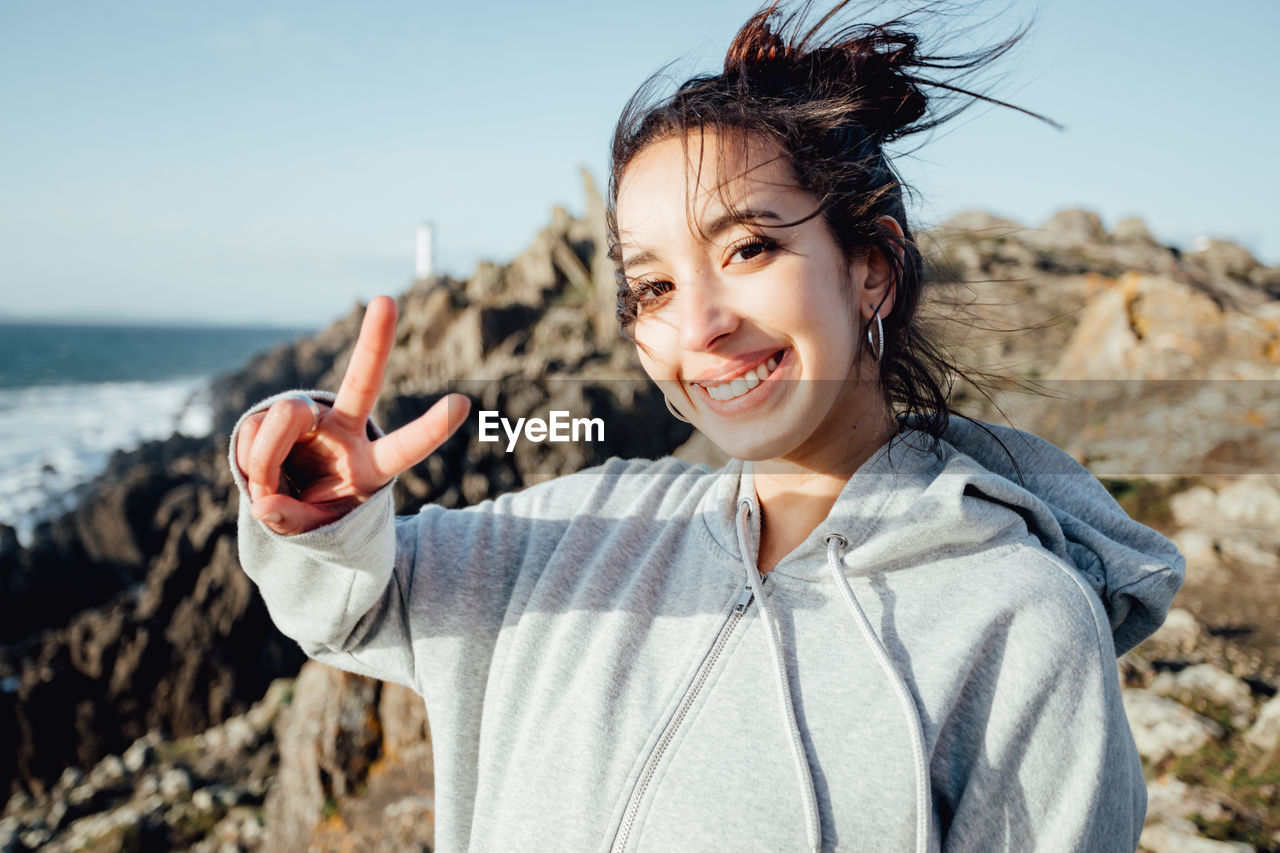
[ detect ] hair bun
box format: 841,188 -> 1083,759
726,11 -> 928,143
835,30 -> 928,142
725,9 -> 794,72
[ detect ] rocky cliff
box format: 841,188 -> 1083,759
3,189 -> 1279,851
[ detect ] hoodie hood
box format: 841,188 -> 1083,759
936,417 -> 1185,655
704,416 -> 1185,656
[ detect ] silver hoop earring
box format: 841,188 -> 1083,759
665,397 -> 691,424
866,310 -> 884,362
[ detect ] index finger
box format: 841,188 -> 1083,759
330,295 -> 398,433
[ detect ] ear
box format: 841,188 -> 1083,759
860,215 -> 904,320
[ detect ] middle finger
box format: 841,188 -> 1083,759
246,397 -> 320,501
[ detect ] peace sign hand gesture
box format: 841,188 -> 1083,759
235,295 -> 470,536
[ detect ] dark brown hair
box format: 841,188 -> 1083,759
607,1 -> 1054,441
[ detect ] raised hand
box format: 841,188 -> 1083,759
235,295 -> 470,535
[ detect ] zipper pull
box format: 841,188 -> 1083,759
734,584 -> 755,614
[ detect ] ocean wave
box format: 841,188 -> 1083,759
0,379 -> 215,546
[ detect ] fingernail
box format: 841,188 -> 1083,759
260,511 -> 283,525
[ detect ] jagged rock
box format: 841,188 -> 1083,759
1052,273 -> 1280,380
261,661 -> 437,852
1169,482 -> 1280,573
1115,217 -> 1157,244
1211,480 -> 1280,530
264,663 -> 382,851
1,678 -> 284,851
19,826 -> 52,848
1123,689 -> 1224,765
66,783 -> 98,809
1173,482 -> 1280,535
1120,650 -> 1157,688
0,439 -> 306,795
46,799 -> 68,831
159,767 -> 192,800
1170,486 -> 1217,527
939,210 -> 1024,235
1171,529 -> 1221,573
1219,538 -> 1280,571
0,436 -> 216,645
1245,694 -> 1280,752
1188,239 -> 1260,281
191,787 -> 217,813
54,767 -> 83,794
1151,664 -> 1256,729
1172,527 -> 1218,573
1149,608 -> 1203,657
1180,236 -> 1280,305
1032,208 -> 1109,248
380,795 -> 436,849
1027,273 -> 1280,475
122,734 -> 157,774
463,260 -> 504,303
378,683 -> 429,759
1140,819 -> 1256,852
87,755 -> 127,792
1145,776 -> 1235,826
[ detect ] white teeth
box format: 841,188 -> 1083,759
700,353 -> 782,402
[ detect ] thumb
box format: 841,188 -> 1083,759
250,493 -> 354,536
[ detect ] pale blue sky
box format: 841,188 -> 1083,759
2,1 -> 1276,327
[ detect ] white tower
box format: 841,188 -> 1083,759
415,223 -> 435,280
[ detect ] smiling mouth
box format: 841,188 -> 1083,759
694,350 -> 786,402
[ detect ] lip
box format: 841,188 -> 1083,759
689,348 -> 791,415
687,348 -> 785,386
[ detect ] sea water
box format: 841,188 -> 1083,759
0,322 -> 310,545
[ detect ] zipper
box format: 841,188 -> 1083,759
609,581 -> 758,853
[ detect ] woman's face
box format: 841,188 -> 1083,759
616,130 -> 892,465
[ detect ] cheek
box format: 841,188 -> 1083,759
632,330 -> 677,384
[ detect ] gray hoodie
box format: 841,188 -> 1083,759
231,403 -> 1183,852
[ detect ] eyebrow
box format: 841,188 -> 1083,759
619,207 -> 784,274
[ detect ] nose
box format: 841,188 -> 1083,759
676,270 -> 738,352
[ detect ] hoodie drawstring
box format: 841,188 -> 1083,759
825,532 -> 932,853
734,496 -> 933,853
736,500 -> 822,853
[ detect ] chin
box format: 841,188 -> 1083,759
698,423 -> 810,463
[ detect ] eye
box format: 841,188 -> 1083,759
728,235 -> 778,264
625,277 -> 674,312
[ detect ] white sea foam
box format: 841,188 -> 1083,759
0,379 -> 215,546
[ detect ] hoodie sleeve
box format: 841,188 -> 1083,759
228,392 -> 658,693
229,390 -> 419,688
935,552 -> 1146,852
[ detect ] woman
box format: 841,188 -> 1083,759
232,3 -> 1184,850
